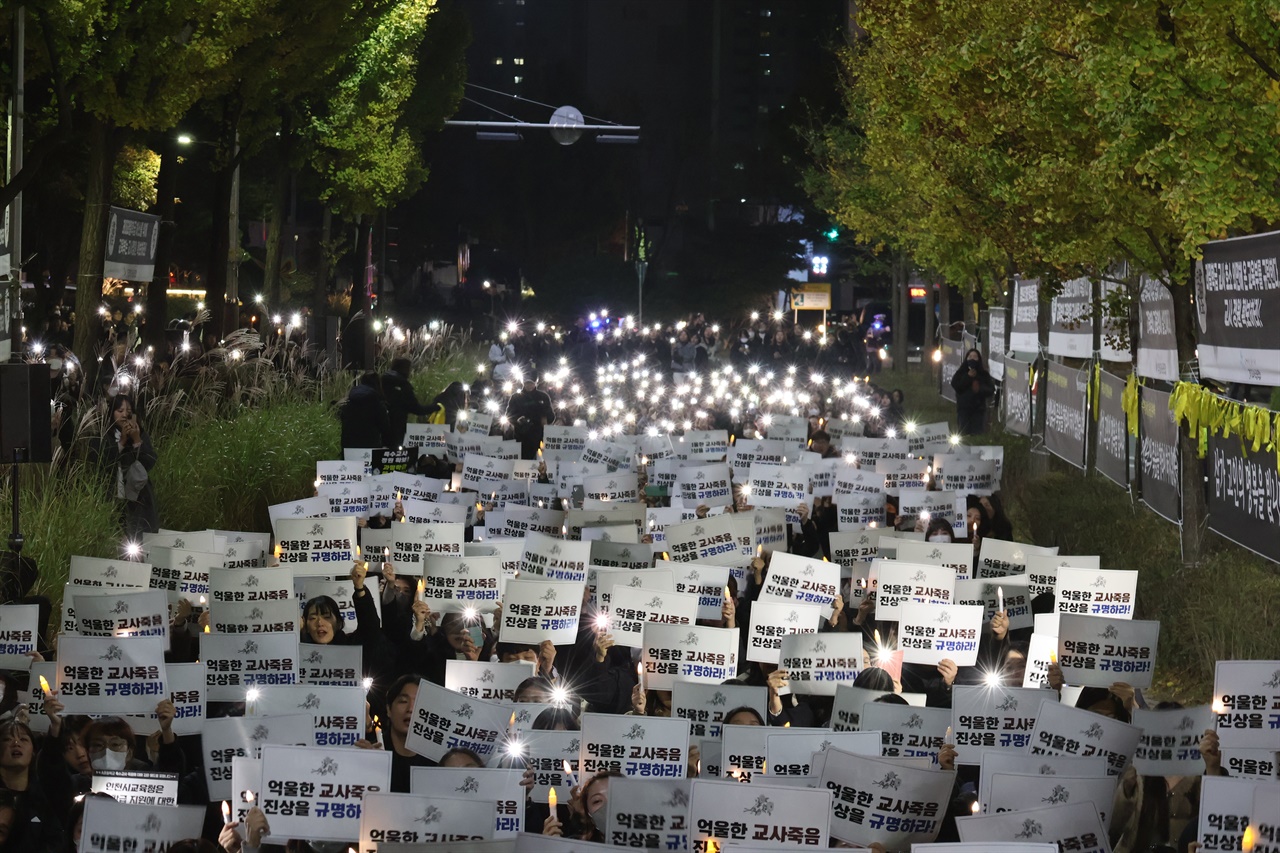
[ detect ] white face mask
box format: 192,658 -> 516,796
91,747 -> 129,772
48,358 -> 63,372
928,534 -> 952,543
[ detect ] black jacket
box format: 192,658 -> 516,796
339,384 -> 393,450
382,371 -> 432,446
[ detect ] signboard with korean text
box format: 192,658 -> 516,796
1212,660 -> 1280,749
641,623 -> 740,691
951,686 -> 1049,764
859,702 -> 950,767
1055,567 -> 1138,619
820,750 -> 956,848
499,579 -> 583,645
956,802 -> 1109,853
1029,697 -> 1143,775
79,798 -> 203,853
201,631 -> 298,701
671,681 -> 766,740
777,632 -> 861,695
1132,705 -> 1213,776
1056,614 -> 1159,689
579,712 -> 691,779
746,601 -> 821,664
898,602 -> 984,667
405,681 -> 512,764
259,744 -> 391,844
445,660 -> 536,703
409,767 -> 526,838
687,779 -> 831,853
56,635 -> 167,715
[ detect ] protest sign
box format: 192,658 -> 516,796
1139,386 -> 1182,522
1023,632 -> 1059,690
1196,775 -> 1257,852
210,565 -> 293,608
986,771 -> 1118,828
664,514 -> 743,566
917,846 -> 1055,853
606,586 -> 700,649
977,538 -> 1058,579
543,425 -> 589,457
519,532 -> 590,583
588,539 -> 654,570
766,730 -> 881,778
934,457 -> 1000,496
956,802 -> 1110,852
90,770 -> 178,806
56,635 -> 167,715
1222,749 -> 1279,780
201,631 -> 298,701
246,685 -> 366,748
951,686 -> 1049,763
21,662 -> 55,735
297,643 -> 362,687
462,455 -> 516,491
258,744 -> 391,844
1056,614 -> 1159,689
1045,362 -> 1088,468
275,517 -> 359,576
74,589 -> 170,641
518,729 -> 582,804
1096,369 -> 1130,488
1197,231 -> 1280,386
268,497 -> 330,534
201,713 -> 313,800
871,560 -> 955,621
953,577 -> 1032,630
720,723 -> 772,780
976,752 -> 1108,813
747,463 -> 811,508
410,767 -> 526,837
388,473 -> 448,503
1212,660 -> 1280,749
1002,355 -> 1033,435
446,660 -> 535,702
423,555 -> 505,613
299,578 -> 382,637
406,681 -> 512,764
583,471 -> 640,503
364,522 -> 467,567
680,430 -> 730,462
500,506 -> 565,539
844,436 -> 909,467
757,552 -> 839,609
316,460 -> 366,486
1009,277 -> 1040,351
588,567 -> 672,613
1029,697 -> 1143,774
827,529 -> 880,564
318,481 -> 372,518
898,602 -> 984,667
674,465 -> 734,508
603,778 -> 690,851
859,702 -> 950,767
499,579 -> 583,645
821,750 -> 956,848
1055,566 -> 1138,619
830,685 -> 925,731
896,540 -> 974,581
906,421 -> 953,456
124,661 -> 206,738
0,604 -> 38,669
1025,554 -> 1099,599
746,601 -> 821,664
79,798 -> 203,853
666,561 -> 729,621
777,632 -> 861,695
578,712 -> 691,778
1207,432 -> 1280,564
68,556 -> 152,589
641,623 -> 740,691
688,778 -> 830,852
876,458 -> 929,495
1251,785 -> 1280,853
671,681 -> 766,740
1131,705 -> 1213,776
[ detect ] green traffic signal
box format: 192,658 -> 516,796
823,227 -> 839,241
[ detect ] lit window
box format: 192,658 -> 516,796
514,57 -> 525,65
494,57 -> 504,65
514,75 -> 523,84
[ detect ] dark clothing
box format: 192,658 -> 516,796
506,388 -> 556,459
431,387 -> 468,428
89,426 -> 160,538
339,383 -> 393,450
382,370 -> 431,446
951,360 -> 995,436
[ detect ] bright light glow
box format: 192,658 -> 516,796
949,434 -> 961,446
904,420 -> 917,434
246,688 -> 261,703
124,541 -> 142,558
932,348 -> 942,363
464,607 -> 478,621
254,294 -> 265,304
362,677 -> 373,691
550,686 -> 570,705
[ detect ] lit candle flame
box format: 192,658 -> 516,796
548,787 -> 558,810
244,789 -> 256,804
38,675 -> 50,695
1242,825 -> 1256,852
221,801 -> 231,823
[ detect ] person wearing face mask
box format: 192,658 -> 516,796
950,348 -> 994,436
925,517 -> 957,543
542,769 -> 621,840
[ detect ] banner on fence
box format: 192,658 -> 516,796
1139,386 -> 1181,523
1196,230 -> 1280,386
1044,362 -> 1087,469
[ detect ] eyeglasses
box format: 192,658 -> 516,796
89,737 -> 131,753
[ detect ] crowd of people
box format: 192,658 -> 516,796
0,306 -> 1254,853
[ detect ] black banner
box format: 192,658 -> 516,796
1196,231 -> 1280,386
103,206 -> 160,282
1095,370 -> 1128,488
940,337 -> 962,403
1136,276 -> 1177,381
1138,387 -> 1180,523
1207,433 -> 1280,564
1009,278 -> 1040,352
985,308 -> 1007,381
1044,362 -> 1086,468
372,447 -> 413,475
1002,355 -> 1031,437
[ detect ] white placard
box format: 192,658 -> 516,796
680,430 -> 730,462
318,481 -> 372,518
124,661 -> 206,737
871,559 -> 956,621
830,685 -> 892,731
604,778 -> 691,850
213,597 -> 299,634
79,798 -> 204,853
0,604 -> 38,669
765,730 -> 882,778
68,556 -> 152,589
641,623 -> 740,691
1251,784 -> 1280,853
916,845 -> 1057,853
298,643 -> 363,687
400,499 -> 470,526
898,602 -> 984,667
606,585 -> 700,648
1212,660 -> 1280,749
588,567 -> 672,612
720,723 -> 771,780
1197,775 -> 1257,852
827,529 -> 880,564
259,744 -> 391,844
317,459 -> 365,484
247,684 -> 366,748
56,635 -> 167,714
1223,748 -> 1280,780
977,538 -> 1058,579
758,552 -> 840,609
275,517 -> 359,576
423,555 -> 505,613
688,778 -> 831,852
876,457 -> 930,494
267,496 -> 331,533
746,601 -> 821,664
975,752 -> 1109,813
1057,614 -> 1160,689
584,471 -> 641,503
987,771 -> 1118,828
895,539 -> 975,580
748,462 -> 811,508
519,532 -> 591,583
410,767 -> 526,837
519,729 -> 581,804
201,631 -> 298,701
820,750 -> 956,848
462,454 -> 516,491
859,702 -> 950,767
90,770 -> 178,806
1055,566 -> 1138,619
406,681 -> 512,764
1023,632 -> 1059,689
777,631 -> 861,695
74,589 -> 170,641
667,561 -> 730,621
500,505 -> 566,538
578,712 -> 691,778
671,681 -> 767,740
1029,696 -> 1143,775
663,514 -> 743,566
445,660 -> 536,702
200,713 -> 313,800
953,577 -> 1033,631
951,685 -> 1051,763
674,465 -> 734,508
1025,554 -> 1100,598
956,802 -> 1109,852
499,579 -> 583,644
210,566 -> 293,605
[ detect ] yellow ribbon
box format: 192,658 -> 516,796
1168,381 -> 1278,467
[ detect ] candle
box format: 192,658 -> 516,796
997,586 -> 1004,614
1049,652 -> 1058,665
416,579 -> 424,601
383,547 -> 389,562
203,624 -> 211,634
548,787 -> 558,810
509,711 -> 517,729
244,789 -> 256,804
723,585 -> 731,600
372,715 -> 382,741
636,662 -> 645,691
38,675 -> 50,695
221,801 -> 231,824
562,759 -> 578,789
944,726 -> 952,742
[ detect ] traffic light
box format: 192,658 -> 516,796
823,227 -> 839,242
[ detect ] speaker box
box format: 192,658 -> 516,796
0,364 -> 53,463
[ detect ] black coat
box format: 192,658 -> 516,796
382,371 -> 431,446
339,384 -> 393,450
90,426 -> 160,537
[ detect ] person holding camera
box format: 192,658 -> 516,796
89,393 -> 159,537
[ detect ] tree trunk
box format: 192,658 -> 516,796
144,135 -> 178,352
315,207 -> 332,318
344,215 -> 371,370
203,159 -> 234,339
73,116 -> 118,372
263,114 -> 293,307
1085,276 -> 1102,476
891,252 -> 909,371
938,276 -> 951,337
923,275 -> 936,373
1168,266 -> 1206,568
1030,280 -> 1051,478
962,276 -> 976,332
